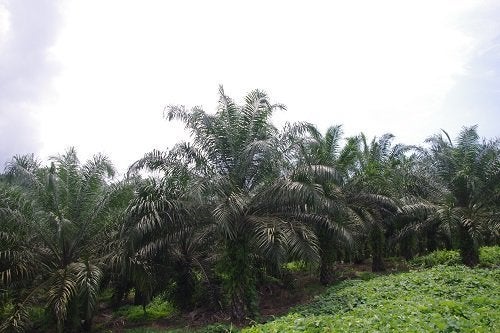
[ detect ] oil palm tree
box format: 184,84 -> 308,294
0,149 -> 127,332
150,86 -> 322,319
299,128 -> 404,273
292,125 -> 359,283
115,157 -> 216,311
349,133 -> 402,271
418,126 -> 499,266
389,146 -> 449,259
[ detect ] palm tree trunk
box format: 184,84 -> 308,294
370,227 -> 386,272
400,235 -> 415,261
320,260 -> 336,285
230,286 -> 247,320
458,223 -> 479,267
111,281 -> 129,308
426,226 -> 438,252
134,289 -> 144,305
225,239 -> 257,320
319,230 -> 337,285
173,261 -> 196,311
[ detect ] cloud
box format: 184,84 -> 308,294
441,1 -> 500,139
0,0 -> 62,169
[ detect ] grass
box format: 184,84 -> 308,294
243,266 -> 500,332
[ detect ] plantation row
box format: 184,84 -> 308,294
1,88 -> 499,332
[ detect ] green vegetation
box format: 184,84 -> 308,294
283,261 -> 308,272
244,266 -> 500,332
114,297 -> 176,322
1,88 -> 499,332
125,323 -> 239,333
479,246 -> 500,268
410,246 -> 500,268
410,249 -> 461,267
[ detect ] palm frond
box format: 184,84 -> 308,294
46,268 -> 78,331
0,304 -> 31,333
73,261 -> 103,322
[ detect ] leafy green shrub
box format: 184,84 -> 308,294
283,261 -> 307,272
410,246 -> 500,268
244,266 -> 499,332
115,296 -> 176,322
479,246 -> 500,268
409,249 -> 460,267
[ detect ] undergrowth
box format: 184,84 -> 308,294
479,246 -> 500,268
410,246 -> 500,268
114,296 -> 177,322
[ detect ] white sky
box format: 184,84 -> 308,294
1,0 -> 499,172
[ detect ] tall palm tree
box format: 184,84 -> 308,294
0,149 -> 127,332
151,86 -> 321,319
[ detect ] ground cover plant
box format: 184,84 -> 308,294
244,266 -> 500,332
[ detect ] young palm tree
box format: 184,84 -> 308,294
390,146 -> 449,259
115,158 -> 215,311
0,149 -> 127,332
422,126 -> 499,266
292,125 -> 359,283
349,133 -> 402,272
300,129 -> 404,273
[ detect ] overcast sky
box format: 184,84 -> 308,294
1,0 -> 499,172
